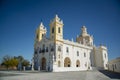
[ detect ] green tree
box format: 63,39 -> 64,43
2,55 -> 30,70
22,59 -> 30,67
2,55 -> 19,70
2,55 -> 11,70
10,58 -> 18,69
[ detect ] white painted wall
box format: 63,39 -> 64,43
108,58 -> 120,73
34,39 -> 108,72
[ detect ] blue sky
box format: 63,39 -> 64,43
0,0 -> 120,63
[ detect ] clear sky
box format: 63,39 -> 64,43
0,0 -> 120,63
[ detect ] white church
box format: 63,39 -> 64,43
33,15 -> 108,72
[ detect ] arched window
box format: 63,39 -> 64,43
42,44 -> 45,53
66,47 -> 69,53
39,48 -> 41,53
36,34 -> 39,39
43,44 -> 45,49
58,46 -> 61,52
58,61 -> 61,67
46,47 -> 48,52
51,46 -> 54,51
84,52 -> 86,57
77,51 -> 79,56
104,53 -> 106,58
34,50 -> 37,54
64,57 -> 71,67
76,60 -> 80,67
52,27 -> 54,33
58,27 -> 61,33
42,34 -> 44,38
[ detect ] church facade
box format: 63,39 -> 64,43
33,15 -> 108,72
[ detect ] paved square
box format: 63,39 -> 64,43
0,70 -> 120,80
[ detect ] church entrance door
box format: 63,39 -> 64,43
64,57 -> 71,67
41,57 -> 46,70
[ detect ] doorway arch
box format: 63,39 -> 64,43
76,60 -> 80,67
41,57 -> 46,70
64,57 -> 71,67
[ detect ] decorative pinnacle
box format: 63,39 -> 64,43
39,22 -> 44,29
55,14 -> 58,18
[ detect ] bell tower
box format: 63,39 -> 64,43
50,14 -> 64,41
35,22 -> 47,43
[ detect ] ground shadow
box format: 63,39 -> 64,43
99,70 -> 120,79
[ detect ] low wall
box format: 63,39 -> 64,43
53,67 -> 90,72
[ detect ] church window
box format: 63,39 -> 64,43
35,50 -> 37,54
39,48 -> 41,53
51,46 -> 54,51
77,51 -> 79,56
46,47 -> 48,52
84,53 -> 86,57
52,27 -> 54,33
58,27 -> 61,33
66,47 -> 69,53
104,53 -> 106,58
43,44 -> 45,48
42,34 -> 44,38
58,46 -> 61,52
36,34 -> 39,39
42,44 -> 45,53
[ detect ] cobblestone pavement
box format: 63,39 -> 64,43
0,70 -> 120,80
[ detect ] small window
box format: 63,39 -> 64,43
42,34 -> 44,38
84,53 -> 86,57
58,46 -> 61,52
66,47 -> 69,53
36,34 -> 39,39
104,53 -> 106,58
51,46 -> 54,51
46,47 -> 48,52
43,44 -> 45,48
77,51 -> 79,56
52,27 -> 54,33
39,48 -> 41,53
35,51 -> 37,54
58,27 -> 61,33
42,44 -> 45,53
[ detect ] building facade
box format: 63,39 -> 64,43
108,57 -> 120,73
33,15 -> 108,72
